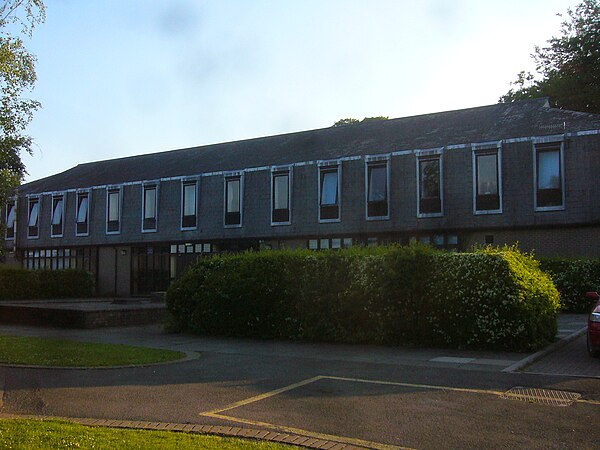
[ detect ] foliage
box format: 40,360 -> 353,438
167,245 -> 560,352
0,1 -> 45,251
332,116 -> 389,127
539,258 -> 600,312
0,419 -> 293,449
0,335 -> 185,367
500,0 -> 600,113
0,266 -> 94,300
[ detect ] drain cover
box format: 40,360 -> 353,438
500,387 -> 581,407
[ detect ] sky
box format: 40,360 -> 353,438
19,0 -> 577,183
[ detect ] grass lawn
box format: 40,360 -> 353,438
0,335 -> 186,367
0,419 -> 296,449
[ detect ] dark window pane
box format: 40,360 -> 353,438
419,159 -> 441,214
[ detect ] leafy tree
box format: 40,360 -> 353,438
500,0 -> 600,113
333,116 -> 389,127
0,0 -> 45,251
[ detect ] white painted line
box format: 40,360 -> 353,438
472,359 -> 517,366
429,357 -> 476,364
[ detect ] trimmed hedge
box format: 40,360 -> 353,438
166,245 -> 560,351
539,258 -> 600,313
0,267 -> 94,300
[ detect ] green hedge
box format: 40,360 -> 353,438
539,258 -> 600,313
0,267 -> 95,300
166,245 -> 560,351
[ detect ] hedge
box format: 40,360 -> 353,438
0,267 -> 94,300
539,258 -> 600,313
166,245 -> 560,352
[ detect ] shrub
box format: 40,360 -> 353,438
0,267 -> 94,300
167,245 -> 560,351
539,258 -> 600,313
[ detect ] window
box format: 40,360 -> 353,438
319,164 -> 340,221
51,195 -> 64,237
272,169 -> 290,224
76,191 -> 89,236
473,149 -> 501,213
28,197 -> 39,238
181,181 -> 197,229
366,160 -> 389,219
106,188 -> 121,234
418,156 -> 442,216
142,184 -> 157,232
224,174 -> 242,226
535,142 -> 564,210
5,200 -> 16,239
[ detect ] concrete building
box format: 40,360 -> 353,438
3,98 -> 600,296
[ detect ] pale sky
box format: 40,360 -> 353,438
21,0 -> 576,183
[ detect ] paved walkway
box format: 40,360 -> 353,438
0,314 -> 587,374
524,335 -> 600,378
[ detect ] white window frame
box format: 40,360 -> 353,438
416,149 -> 444,218
141,182 -> 159,233
365,154 -> 391,221
224,171 -> 244,228
180,178 -> 198,231
5,198 -> 16,240
27,195 -> 40,239
533,137 -> 565,212
75,189 -> 91,237
106,186 -> 122,235
318,160 -> 341,223
271,166 -> 292,226
50,193 -> 65,238
472,142 -> 503,215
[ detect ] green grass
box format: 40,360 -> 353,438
0,419 -> 295,449
0,336 -> 186,367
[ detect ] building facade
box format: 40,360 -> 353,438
3,98 -> 600,296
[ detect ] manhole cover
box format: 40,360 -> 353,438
500,387 -> 581,406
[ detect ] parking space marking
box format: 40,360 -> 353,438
204,375 -> 325,415
201,411 -> 407,450
200,374 -> 599,450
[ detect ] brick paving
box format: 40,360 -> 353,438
0,414 -> 370,449
524,335 -> 600,378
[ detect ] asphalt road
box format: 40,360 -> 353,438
0,324 -> 598,449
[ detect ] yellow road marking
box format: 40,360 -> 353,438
204,375 -> 325,415
200,374 -> 599,450
323,375 -> 507,397
201,411 -> 410,450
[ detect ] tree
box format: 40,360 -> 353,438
500,0 -> 600,113
0,0 -> 44,248
333,116 -> 389,127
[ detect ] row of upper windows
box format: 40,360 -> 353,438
4,141 -> 565,240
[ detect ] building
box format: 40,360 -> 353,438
3,98 -> 600,296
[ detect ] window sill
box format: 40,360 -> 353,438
106,231 -> 121,235
142,229 -> 158,233
535,205 -> 565,212
224,224 -> 243,229
473,209 -> 502,215
319,218 -> 341,224
271,221 -> 291,227
50,234 -> 64,238
366,216 -> 390,221
75,233 -> 90,237
417,213 -> 444,219
180,227 -> 198,231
